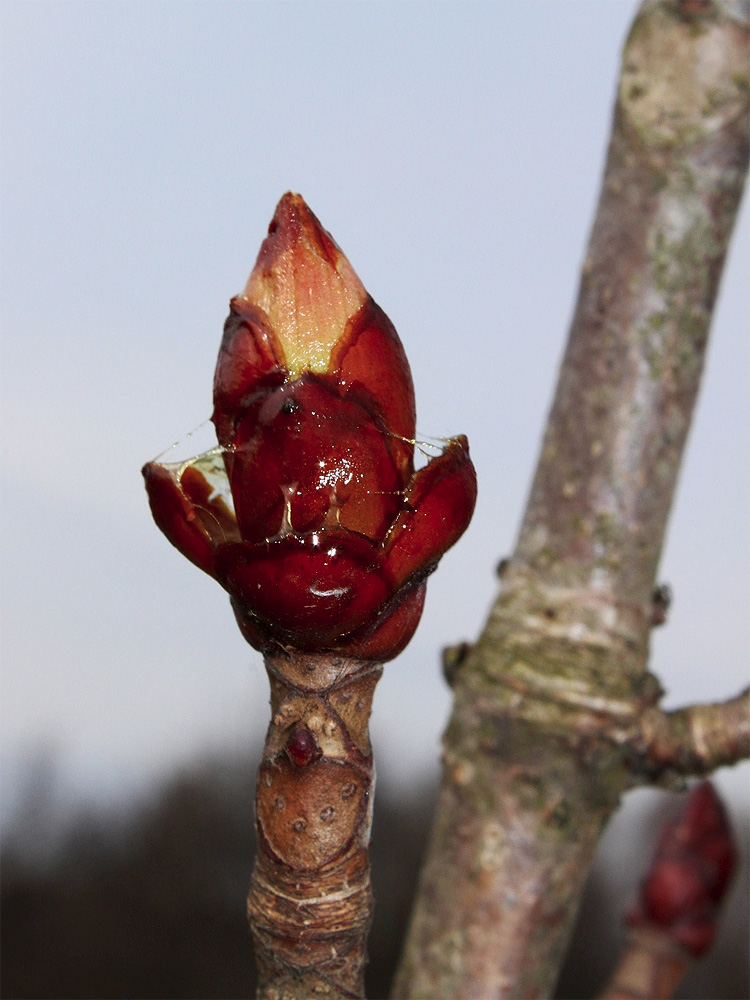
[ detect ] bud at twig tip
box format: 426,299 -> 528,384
627,781 -> 737,957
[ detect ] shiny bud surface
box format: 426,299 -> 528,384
143,193 -> 476,659
285,725 -> 320,767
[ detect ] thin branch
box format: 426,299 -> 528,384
601,928 -> 694,1000
392,3 -> 749,998
634,687 -> 750,778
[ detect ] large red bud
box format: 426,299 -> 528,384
144,193 -> 476,660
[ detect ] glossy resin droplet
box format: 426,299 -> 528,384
285,724 -> 320,767
143,192 -> 477,659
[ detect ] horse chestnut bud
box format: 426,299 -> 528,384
143,193 -> 476,660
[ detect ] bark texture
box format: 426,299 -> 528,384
392,3 -> 750,998
248,654 -> 382,999
636,688 -> 750,777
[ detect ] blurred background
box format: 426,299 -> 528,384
1,2 -> 747,997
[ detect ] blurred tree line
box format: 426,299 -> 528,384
1,753 -> 747,999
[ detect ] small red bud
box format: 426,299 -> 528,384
285,724 -> 320,767
627,781 -> 737,956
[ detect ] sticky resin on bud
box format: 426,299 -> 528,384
143,192 -> 477,660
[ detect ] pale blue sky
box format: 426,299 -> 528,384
1,0 -> 747,836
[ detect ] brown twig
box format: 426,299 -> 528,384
634,688 -> 750,779
392,3 -> 749,998
601,927 -> 694,1000
248,653 -> 382,1000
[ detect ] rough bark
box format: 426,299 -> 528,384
248,654 -> 382,999
392,3 -> 750,998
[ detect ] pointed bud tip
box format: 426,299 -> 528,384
265,192 -> 338,261
237,193 -> 367,378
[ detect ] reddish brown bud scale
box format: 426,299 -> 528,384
143,192 -> 476,660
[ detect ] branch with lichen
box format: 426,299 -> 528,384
392,2 -> 749,998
